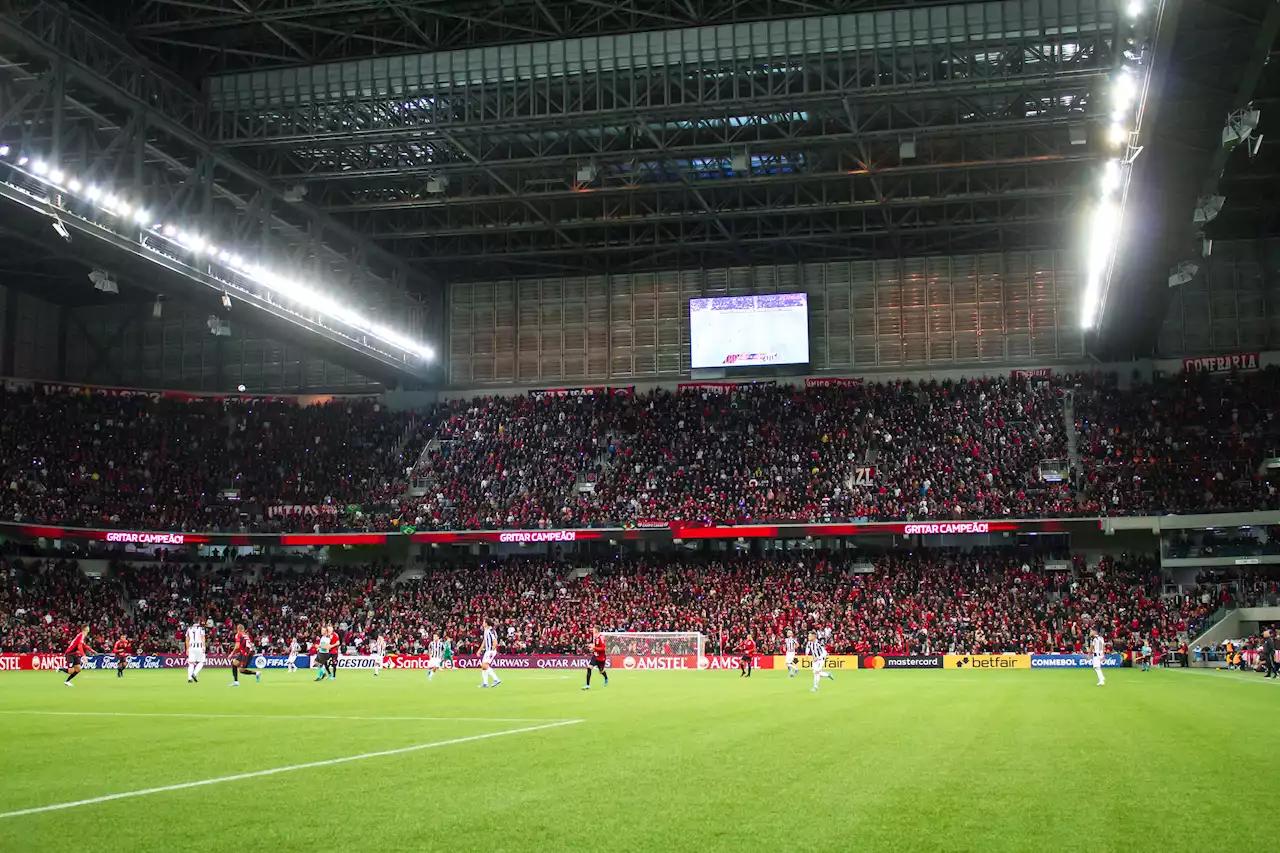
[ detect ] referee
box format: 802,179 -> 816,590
1263,629 -> 1277,680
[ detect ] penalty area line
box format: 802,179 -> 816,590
0,719 -> 584,819
0,710 -> 569,723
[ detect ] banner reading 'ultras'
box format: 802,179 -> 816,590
944,654 -> 1031,669
1030,654 -> 1122,668
1182,352 -> 1260,373
861,655 -> 944,670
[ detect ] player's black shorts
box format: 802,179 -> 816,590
316,652 -> 331,667
66,654 -> 80,668
234,653 -> 253,669
591,657 -> 606,670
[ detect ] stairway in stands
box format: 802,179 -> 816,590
1062,389 -> 1084,495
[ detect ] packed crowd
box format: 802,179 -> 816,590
5,550 -> 1262,657
1074,370 -> 1280,515
0,386 -> 420,532
2,369 -> 1280,535
404,378 -> 1074,529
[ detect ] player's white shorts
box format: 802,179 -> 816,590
187,651 -> 206,664
785,653 -> 796,667
428,656 -> 442,668
481,650 -> 497,666
286,653 -> 297,663
812,657 -> 826,675
1092,656 -> 1105,668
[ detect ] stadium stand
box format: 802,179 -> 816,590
2,372 -> 1279,534
6,552 -> 1264,658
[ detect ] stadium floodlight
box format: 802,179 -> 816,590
1168,261 -> 1199,287
1126,0 -> 1143,16
1222,109 -> 1261,146
1193,195 -> 1226,224
88,268 -> 118,294
1108,122 -> 1129,146
1112,71 -> 1138,114
1080,199 -> 1121,329
1100,159 -> 1123,196
2,145 -> 438,362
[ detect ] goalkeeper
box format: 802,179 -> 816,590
583,631 -> 609,690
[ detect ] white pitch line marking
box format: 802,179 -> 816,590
1168,668 -> 1280,685
0,719 -> 583,819
0,710 -> 566,723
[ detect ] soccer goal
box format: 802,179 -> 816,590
600,631 -> 706,659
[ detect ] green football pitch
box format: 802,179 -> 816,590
0,666 -> 1273,853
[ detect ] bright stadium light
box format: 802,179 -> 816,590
1113,72 -> 1139,114
1126,0 -> 1143,16
1,148 -> 437,361
1081,199 -> 1122,329
1100,159 -> 1123,196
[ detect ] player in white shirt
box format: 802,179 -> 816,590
185,622 -> 206,683
286,637 -> 300,673
479,619 -> 502,688
426,634 -> 446,681
807,631 -> 835,692
371,634 -> 387,676
1090,629 -> 1107,687
783,630 -> 799,678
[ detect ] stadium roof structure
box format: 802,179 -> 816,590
0,0 -> 1275,374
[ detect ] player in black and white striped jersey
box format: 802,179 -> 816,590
784,631 -> 799,678
427,634 -> 446,681
807,631 -> 835,692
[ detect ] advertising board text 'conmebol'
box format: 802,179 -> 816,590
497,531 -> 578,543
901,522 -> 991,535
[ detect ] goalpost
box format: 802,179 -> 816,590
600,631 -> 706,659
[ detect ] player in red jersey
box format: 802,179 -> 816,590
583,631 -> 609,690
229,623 -> 260,687
739,634 -> 757,677
327,627 -> 341,679
112,634 -> 132,679
61,625 -> 94,686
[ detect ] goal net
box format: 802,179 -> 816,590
600,631 -> 706,659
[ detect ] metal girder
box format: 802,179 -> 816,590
0,1 -> 441,326
311,122 -> 1086,211
208,44 -> 1109,148
346,159 -> 1085,239
120,0 -> 875,71
393,191 -> 1075,261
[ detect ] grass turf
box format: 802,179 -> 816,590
0,666 -> 1274,852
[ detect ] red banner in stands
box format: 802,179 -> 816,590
2,377 -> 368,404
805,377 -> 863,388
528,386 -> 634,399
676,381 -> 776,394
0,519 -> 1084,547
1181,352 -> 1260,373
